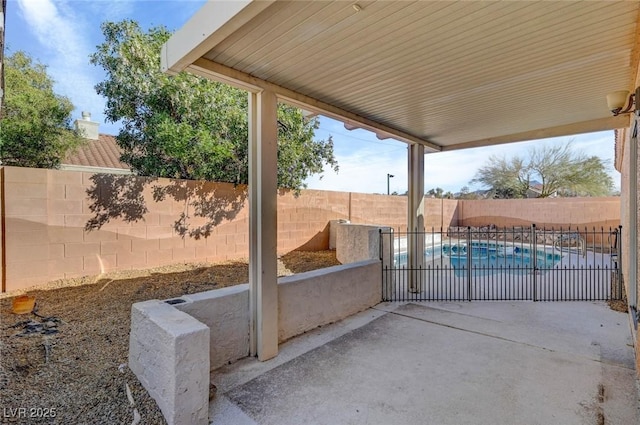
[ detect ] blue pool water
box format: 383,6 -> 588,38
394,241 -> 562,274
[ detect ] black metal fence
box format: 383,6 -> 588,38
381,225 -> 623,302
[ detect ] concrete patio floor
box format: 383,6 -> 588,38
209,302 -> 639,425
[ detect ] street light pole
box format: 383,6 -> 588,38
387,173 -> 394,195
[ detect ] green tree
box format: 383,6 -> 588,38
456,186 -> 480,200
426,187 -> 454,199
1,51 -> 84,168
470,142 -> 613,198
426,187 -> 444,198
471,156 -> 531,198
90,20 -> 337,189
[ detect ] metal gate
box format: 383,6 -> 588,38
381,225 -> 623,302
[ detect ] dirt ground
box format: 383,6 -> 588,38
0,250 -> 340,425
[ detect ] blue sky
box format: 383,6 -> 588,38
6,0 -> 620,194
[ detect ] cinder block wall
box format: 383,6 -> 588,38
2,167 -> 253,290
347,196 -> 458,230
459,197 -> 620,229
277,189 -> 350,252
423,198 -> 459,231
0,166 -> 621,292
350,193 -> 407,229
0,168 -> 366,291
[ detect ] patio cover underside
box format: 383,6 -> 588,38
163,0 -> 640,150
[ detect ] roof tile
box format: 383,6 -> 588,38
64,134 -> 129,170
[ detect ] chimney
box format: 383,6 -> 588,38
75,111 -> 99,140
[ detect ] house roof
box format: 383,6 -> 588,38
63,134 -> 129,170
162,1 -> 638,151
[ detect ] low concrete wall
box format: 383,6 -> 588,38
174,285 -> 250,370
129,259 -> 383,425
334,223 -> 395,299
335,223 -> 390,264
129,301 -> 210,425
278,259 -> 380,342
329,219 -> 349,250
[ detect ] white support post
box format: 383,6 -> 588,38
408,144 -> 425,293
629,112 -> 638,311
248,92 -> 258,357
248,90 -> 279,361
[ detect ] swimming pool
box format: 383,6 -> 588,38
394,241 -> 562,274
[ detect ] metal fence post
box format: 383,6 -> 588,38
379,229 -> 384,301
532,224 -> 537,302
617,225 -> 623,300
467,226 -> 472,301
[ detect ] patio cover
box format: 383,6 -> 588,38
161,0 -> 640,360
163,1 -> 638,150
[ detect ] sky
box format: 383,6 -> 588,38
6,0 -> 620,195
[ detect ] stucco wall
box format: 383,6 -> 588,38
175,285 -> 250,370
131,259 -> 381,377
278,259 -> 380,342
616,118 -> 639,375
129,300 -> 210,425
335,224 -> 387,264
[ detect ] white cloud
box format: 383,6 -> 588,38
17,0 -> 107,126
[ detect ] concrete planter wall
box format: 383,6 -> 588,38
278,260 -> 381,342
129,301 -> 210,425
129,258 -> 381,425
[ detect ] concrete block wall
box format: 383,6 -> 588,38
0,168 -> 355,292
277,189 -> 349,252
350,192 -> 407,229
0,166 -> 622,292
423,198 -> 459,231
1,167 -> 254,291
4,167 -> 54,288
459,197 -> 620,229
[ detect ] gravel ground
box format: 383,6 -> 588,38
0,250 -> 340,425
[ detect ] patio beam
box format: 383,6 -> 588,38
248,90 -> 279,361
441,116 -> 630,152
186,58 -> 441,151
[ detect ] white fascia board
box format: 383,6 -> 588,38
441,115 -> 630,152
161,0 -> 275,75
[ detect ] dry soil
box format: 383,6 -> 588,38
0,250 -> 340,425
